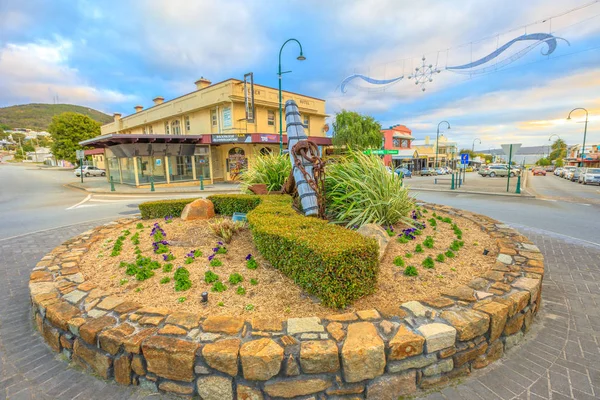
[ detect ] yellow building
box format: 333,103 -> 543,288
82,78 -> 329,186
412,135 -> 458,169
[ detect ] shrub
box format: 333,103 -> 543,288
136,268 -> 154,281
247,194 -> 379,308
436,253 -> 446,262
405,252 -> 413,258
423,236 -> 434,249
445,250 -> 456,258
211,282 -> 227,292
415,244 -> 424,253
228,273 -> 244,284
450,240 -> 461,251
139,198 -> 198,219
204,271 -> 219,284
174,267 -> 192,291
246,258 -> 258,270
250,278 -> 258,285
404,266 -> 418,276
397,236 -> 409,244
208,218 -> 245,243
208,194 -> 261,216
160,277 -> 170,284
239,152 -> 291,192
162,263 -> 173,272
210,259 -> 223,267
393,256 -> 405,267
325,150 -> 415,227
236,286 -> 247,295
422,256 -> 435,269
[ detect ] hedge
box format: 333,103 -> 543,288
207,194 -> 261,215
212,194 -> 379,308
138,198 -> 198,219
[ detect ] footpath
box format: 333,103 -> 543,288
66,180 -> 241,195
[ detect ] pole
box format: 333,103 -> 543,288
451,173 -> 455,190
581,115 -> 588,168
150,175 -> 155,192
80,158 -> 83,183
200,175 -> 204,190
506,144 -> 513,192
110,176 -> 115,192
278,39 -> 305,155
435,126 -> 439,169
516,175 -> 521,194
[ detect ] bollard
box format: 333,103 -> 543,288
110,176 -> 115,192
200,175 -> 204,190
150,176 -> 155,192
451,173 -> 455,190
434,178 -> 437,185
516,175 -> 521,194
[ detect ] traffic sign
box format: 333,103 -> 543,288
364,149 -> 399,155
460,153 -> 469,165
76,150 -> 85,159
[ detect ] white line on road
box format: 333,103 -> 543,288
66,194 -> 91,210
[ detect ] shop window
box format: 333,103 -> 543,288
393,138 -> 400,147
185,116 -> 191,132
267,110 -> 275,126
211,110 -> 217,126
227,147 -> 248,180
259,147 -> 273,156
172,120 -> 181,135
165,121 -> 170,135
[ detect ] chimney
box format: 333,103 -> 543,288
195,77 -> 212,90
134,105 -> 143,113
153,96 -> 164,105
425,135 -> 430,145
113,113 -> 122,122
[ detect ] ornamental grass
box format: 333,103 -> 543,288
239,152 -> 291,192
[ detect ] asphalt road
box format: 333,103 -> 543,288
527,171 -> 600,204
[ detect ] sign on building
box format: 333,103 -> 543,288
244,73 -> 255,123
211,134 -> 252,144
222,107 -> 232,129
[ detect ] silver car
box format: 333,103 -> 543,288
74,166 -> 106,177
581,167 -> 600,185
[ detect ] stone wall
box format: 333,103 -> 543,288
29,205 -> 544,399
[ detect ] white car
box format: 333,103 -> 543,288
74,166 -> 106,177
581,167 -> 600,185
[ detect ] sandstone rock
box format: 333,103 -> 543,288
357,309 -> 381,320
264,378 -> 332,398
453,341 -> 488,367
417,323 -> 457,353
123,328 -> 158,354
138,315 -> 164,326
388,325 -> 424,360
365,371 -> 416,399
468,277 -> 489,290
30,271 -> 53,282
137,306 -> 171,315
441,310 -> 490,341
423,358 -> 454,376
196,376 -> 233,400
159,381 -> 194,395
240,338 -> 284,381
158,324 -> 187,336
42,322 -> 61,352
29,281 -> 57,298
441,286 -> 476,302
420,375 -> 450,389
508,291 -> 531,314
181,198 -> 215,221
421,297 -> 455,308
114,353 -> 131,385
99,323 -> 135,355
326,312 -> 358,322
237,385 -> 264,400
504,331 -> 524,350
512,278 -> 541,304
379,320 -> 395,335
326,382 -> 365,395
285,354 -> 300,376
251,317 -> 282,332
357,223 -> 390,260
79,316 -> 117,345
141,336 -> 199,382
131,355 -> 146,375
46,301 -> 81,331
67,317 -> 86,336
473,340 -> 503,369
287,317 -> 324,335
474,301 -> 509,342
73,338 -> 112,379
326,322 -> 346,342
496,254 -> 513,264
401,301 -> 431,317
97,296 -> 124,310
63,290 -> 87,304
300,340 -> 339,373
503,313 -> 525,336
439,346 -> 456,358
342,322 -> 385,383
165,311 -> 201,329
113,301 -> 140,314
202,338 -> 240,376
387,354 -> 437,373
523,308 -> 535,333
203,315 -> 244,335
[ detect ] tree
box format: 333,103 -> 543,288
548,139 -> 566,162
332,110 -> 382,150
536,157 -> 551,166
48,112 -> 100,163
458,149 -> 476,158
0,127 -> 7,140
37,136 -> 52,148
11,132 -> 26,144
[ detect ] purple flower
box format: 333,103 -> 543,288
245,254 -> 252,261
217,241 -> 223,245
162,254 -> 168,261
208,254 -> 215,261
212,247 -> 219,253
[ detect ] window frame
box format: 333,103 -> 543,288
185,116 -> 191,132
267,110 -> 275,126
211,110 -> 217,127
165,121 -> 170,135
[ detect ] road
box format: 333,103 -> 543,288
527,171 -> 600,205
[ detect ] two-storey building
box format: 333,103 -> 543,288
380,124 -> 423,171
82,78 -> 330,186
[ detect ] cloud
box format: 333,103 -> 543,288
0,37 -> 136,109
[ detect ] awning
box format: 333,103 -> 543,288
391,149 -> 419,160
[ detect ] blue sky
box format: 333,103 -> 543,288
1,0 -> 599,150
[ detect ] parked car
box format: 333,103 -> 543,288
580,167 -> 600,185
420,168 -> 437,176
465,166 -> 474,172
74,166 -> 106,177
554,167 -> 563,176
435,168 -> 446,175
561,166 -> 577,178
532,168 -> 546,176
545,166 -> 555,172
570,168 -> 583,182
478,164 -> 520,177
395,167 -> 412,178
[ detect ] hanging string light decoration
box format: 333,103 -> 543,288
407,56 -> 441,92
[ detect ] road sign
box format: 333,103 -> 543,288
364,149 -> 399,155
460,153 -> 469,165
76,150 -> 85,159
500,143 -> 522,156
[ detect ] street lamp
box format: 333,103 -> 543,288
547,133 -> 560,158
435,121 -> 450,169
278,38 -> 306,154
472,138 -> 481,153
566,108 -> 588,167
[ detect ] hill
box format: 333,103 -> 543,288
0,104 -> 112,131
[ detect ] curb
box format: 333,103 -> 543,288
64,183 -> 241,196
408,187 -> 536,198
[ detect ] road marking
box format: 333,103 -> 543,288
66,194 -> 91,210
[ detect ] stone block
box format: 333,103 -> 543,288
357,224 -> 390,260
164,311 -> 201,329
300,340 -> 339,373
251,317 -> 282,332
202,315 -> 244,335
123,328 -> 158,354
388,325 -> 424,360
132,354 -> 146,375
158,324 -> 187,335
97,296 -> 124,310
114,353 -> 131,385
496,254 -> 513,264
326,312 -> 358,322
181,198 -> 215,220
387,354 -> 437,373
509,290 -> 531,313
264,378 -> 332,398
73,338 -> 112,379
326,322 -> 345,342
473,340 -> 503,369
423,358 -> 454,376
401,301 -> 431,317
326,383 -> 365,396
504,331 -> 524,350
503,313 -> 525,336
196,376 -> 233,400
79,316 -> 117,345
512,277 -> 541,304
42,322 -> 61,352
441,285 -> 476,302
417,323 -> 457,353
440,310 -> 490,341
366,371 -> 417,399
421,297 -> 454,308
342,322 -> 385,383
202,338 -> 240,376
141,336 -> 199,382
357,309 -> 381,320
453,341 -> 488,367
159,381 -> 194,395
237,384 -> 264,400
285,354 -> 300,376
474,301 -> 509,342
98,323 -> 135,355
46,301 -> 81,331
287,317 -> 324,335
240,338 -> 284,381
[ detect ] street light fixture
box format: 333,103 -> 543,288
566,108 -> 588,167
278,38 -> 306,154
547,133 -> 561,158
435,121 -> 450,169
472,138 -> 481,153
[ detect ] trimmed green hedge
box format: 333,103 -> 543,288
213,194 -> 379,308
207,194 -> 261,215
138,198 -> 198,219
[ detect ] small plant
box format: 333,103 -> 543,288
450,267 -> 457,272
194,249 -> 203,258
210,258 -> 223,267
458,240 -> 464,247
110,236 -> 125,257
414,229 -> 423,236
174,267 -> 192,291
436,253 -> 446,262
177,297 -> 186,303
423,236 -> 434,249
135,287 -> 142,293
163,263 -> 173,273
422,256 -> 435,269
215,246 -> 227,255
229,273 -> 244,284
160,277 -> 170,284
386,227 -> 395,237
436,215 -> 443,221
250,278 -> 258,285
246,254 -> 258,270
119,261 -> 128,268
405,252 -> 413,258
428,218 -> 437,227
208,218 -> 245,243
163,253 -> 175,262
204,271 -> 219,284
445,250 -> 456,258
136,268 -> 154,281
184,256 -> 194,265
236,286 -> 247,295
450,240 -> 461,251
404,265 -> 418,276
131,232 -> 140,245
119,278 -> 128,285
165,215 -> 174,224
136,222 -> 144,229
155,243 -> 169,254
245,304 -> 255,311
397,236 -> 409,244
218,302 -> 224,307
473,242 -> 479,246
393,256 -> 405,267
442,217 -> 452,223
432,212 -> 437,217
422,209 -> 428,213
211,282 -> 227,292
122,229 -> 131,237
415,244 -> 424,253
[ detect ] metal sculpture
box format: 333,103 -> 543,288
340,74 -> 404,93
408,56 -> 441,92
284,100 -> 325,218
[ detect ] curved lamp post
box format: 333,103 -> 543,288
566,108 -> 588,167
435,121 -> 450,169
547,133 -> 561,158
278,39 -> 306,154
472,138 -> 481,153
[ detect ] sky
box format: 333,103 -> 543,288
1,0 -> 599,151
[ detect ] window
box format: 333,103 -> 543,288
260,147 -> 273,156
303,115 -> 309,129
267,110 -> 275,126
165,121 -> 170,135
148,125 -> 153,134
211,110 -> 217,126
185,116 -> 191,132
142,126 -> 147,135
171,120 -> 181,135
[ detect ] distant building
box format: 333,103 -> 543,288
412,135 -> 458,169
81,78 -> 330,186
381,125 -> 422,170
565,143 -> 600,167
